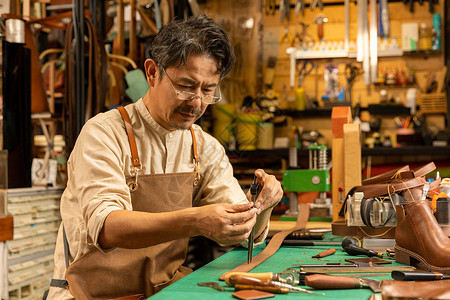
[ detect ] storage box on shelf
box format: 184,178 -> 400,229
7,187 -> 63,300
418,93 -> 447,114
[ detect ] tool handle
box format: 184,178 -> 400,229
235,284 -> 289,294
228,275 -> 277,287
312,248 -> 336,258
224,272 -> 274,286
391,270 -> 446,281
305,274 -> 360,289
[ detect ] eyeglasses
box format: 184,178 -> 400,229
160,66 -> 222,104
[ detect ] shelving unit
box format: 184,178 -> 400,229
7,187 -> 63,300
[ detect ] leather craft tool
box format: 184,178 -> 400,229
284,230 -> 324,240
391,270 -> 450,281
279,0 -> 290,23
266,239 -> 342,246
297,60 -> 314,87
265,0 -> 276,15
295,260 -> 416,273
310,0 -> 324,11
225,269 -> 388,287
342,236 -> 391,259
305,274 -> 381,292
248,176 -> 260,263
228,274 -> 323,295
295,0 -> 305,16
312,248 -> 336,258
197,282 -> 226,291
345,64 -> 362,104
219,204 -> 310,281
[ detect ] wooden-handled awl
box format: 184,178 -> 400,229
305,274 -> 381,292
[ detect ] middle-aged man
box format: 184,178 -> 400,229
48,14 -> 283,300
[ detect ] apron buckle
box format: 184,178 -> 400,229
193,159 -> 200,186
128,165 -> 142,192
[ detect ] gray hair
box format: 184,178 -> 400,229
150,15 -> 235,80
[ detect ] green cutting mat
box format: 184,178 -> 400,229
150,234 -> 400,299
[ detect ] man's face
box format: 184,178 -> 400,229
147,55 -> 220,131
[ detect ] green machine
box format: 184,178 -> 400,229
282,143 -> 331,219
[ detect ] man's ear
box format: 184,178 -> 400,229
144,59 -> 158,86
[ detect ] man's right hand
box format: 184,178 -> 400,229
192,203 -> 257,246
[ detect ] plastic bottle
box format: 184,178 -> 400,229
432,14 -> 441,51
406,88 -> 417,115
391,36 -> 399,50
419,23 -> 432,51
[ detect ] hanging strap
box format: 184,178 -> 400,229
219,203 -> 310,281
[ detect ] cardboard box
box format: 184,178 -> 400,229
402,23 -> 419,51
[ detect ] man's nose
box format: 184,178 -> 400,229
187,92 -> 204,106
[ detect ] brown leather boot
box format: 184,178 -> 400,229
395,194 -> 450,274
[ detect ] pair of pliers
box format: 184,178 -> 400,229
279,27 -> 294,45
310,0 -> 324,11
248,176 -> 260,264
279,0 -> 290,23
295,0 -> 305,16
265,0 -> 276,15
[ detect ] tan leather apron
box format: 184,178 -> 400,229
64,107 -> 200,299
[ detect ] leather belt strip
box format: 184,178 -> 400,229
362,165 -> 410,185
219,203 -> 310,281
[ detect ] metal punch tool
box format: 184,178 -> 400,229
248,176 -> 260,263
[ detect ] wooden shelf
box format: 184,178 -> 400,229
228,146 -> 450,159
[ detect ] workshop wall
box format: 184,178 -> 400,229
203,0 -> 261,105
204,0 -> 446,152
262,0 -> 445,147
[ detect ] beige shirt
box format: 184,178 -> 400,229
48,99 -> 266,299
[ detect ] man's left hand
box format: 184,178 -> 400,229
247,169 -> 283,214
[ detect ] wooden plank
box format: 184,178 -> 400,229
332,137 -> 345,221
344,123 -> 362,196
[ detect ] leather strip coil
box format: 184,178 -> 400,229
219,203 -> 310,281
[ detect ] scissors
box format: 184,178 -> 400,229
345,64 -> 362,103
265,0 -> 276,15
297,60 -> 315,87
248,176 -> 260,264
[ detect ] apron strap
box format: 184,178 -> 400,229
189,127 -> 200,185
117,106 -> 141,168
50,226 -> 70,288
116,106 -> 200,185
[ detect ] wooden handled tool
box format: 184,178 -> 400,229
392,270 -> 450,281
228,274 -> 322,295
224,272 -> 275,286
305,274 -> 381,292
312,248 -> 336,258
